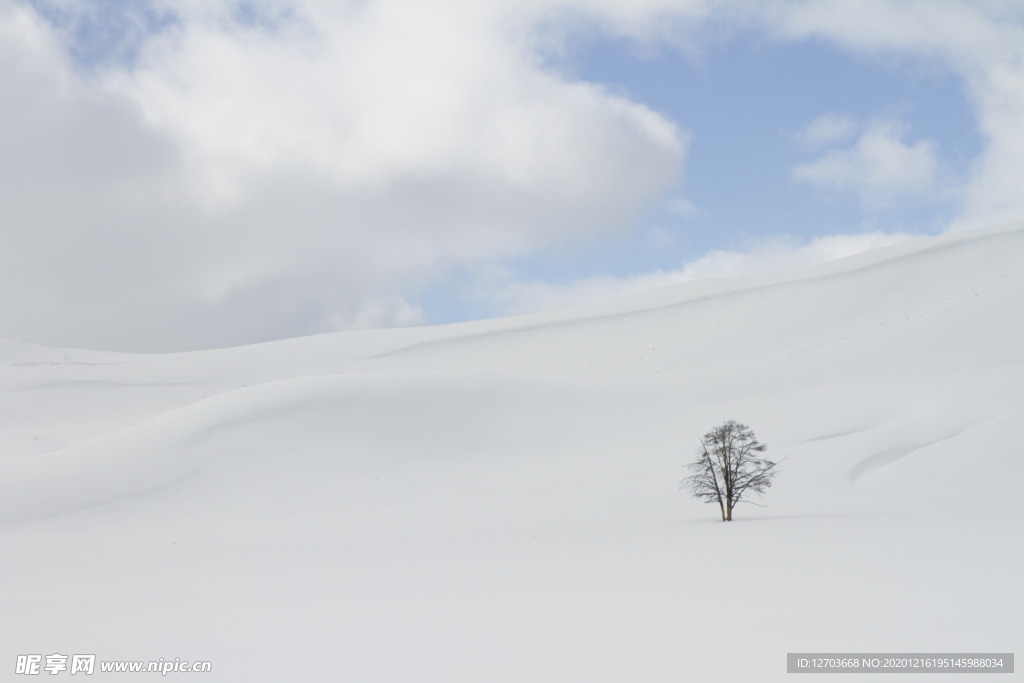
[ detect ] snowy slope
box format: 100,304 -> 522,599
2,221 -> 1022,681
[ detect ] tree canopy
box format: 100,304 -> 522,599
681,421 -> 777,521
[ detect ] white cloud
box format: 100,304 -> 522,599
0,0 -> 685,351
675,231 -> 920,278
666,197 -> 697,216
796,112 -> 858,148
493,231 -> 921,315
792,120 -> 938,208
111,2 -> 684,206
760,0 -> 1024,229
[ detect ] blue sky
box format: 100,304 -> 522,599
1,1 -> 1021,350
579,35 -> 978,242
421,30 -> 982,324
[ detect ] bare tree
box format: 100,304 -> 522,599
681,421 -> 777,521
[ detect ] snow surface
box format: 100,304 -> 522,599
2,222 -> 1022,681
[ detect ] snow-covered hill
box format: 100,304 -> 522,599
3,222 -> 1022,681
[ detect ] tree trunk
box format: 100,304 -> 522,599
726,501 -> 732,521
718,497 -> 725,522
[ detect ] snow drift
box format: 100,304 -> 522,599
2,221 -> 1022,681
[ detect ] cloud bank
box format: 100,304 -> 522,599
0,0 -> 685,350
490,231 -> 921,315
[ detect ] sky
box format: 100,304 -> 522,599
1,0 -> 1022,351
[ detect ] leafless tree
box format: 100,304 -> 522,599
681,421 -> 777,521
